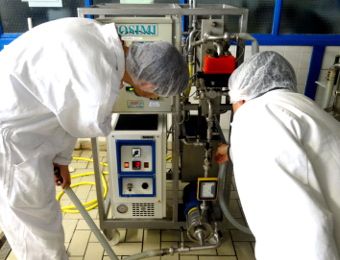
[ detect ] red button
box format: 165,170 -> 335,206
132,161 -> 141,170
124,162 -> 129,168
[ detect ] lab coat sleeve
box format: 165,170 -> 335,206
12,22 -> 122,138
230,103 -> 339,260
53,136 -> 77,165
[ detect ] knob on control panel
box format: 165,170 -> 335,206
141,182 -> 149,189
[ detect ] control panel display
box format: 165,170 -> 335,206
119,144 -> 154,173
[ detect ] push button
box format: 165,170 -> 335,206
132,161 -> 141,170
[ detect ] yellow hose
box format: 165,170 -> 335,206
183,62 -> 194,98
56,156 -> 109,214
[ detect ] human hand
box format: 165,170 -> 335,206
214,144 -> 229,164
53,164 -> 71,189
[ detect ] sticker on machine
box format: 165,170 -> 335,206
148,101 -> 161,107
127,100 -> 144,108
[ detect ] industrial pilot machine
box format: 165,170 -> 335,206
79,2 -> 258,251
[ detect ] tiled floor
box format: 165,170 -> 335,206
4,149 -> 255,260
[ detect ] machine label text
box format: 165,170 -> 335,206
117,24 -> 158,36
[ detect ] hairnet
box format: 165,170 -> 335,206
126,41 -> 189,97
228,51 -> 297,103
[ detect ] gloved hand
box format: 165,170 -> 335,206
214,144 -> 229,164
53,163 -> 71,189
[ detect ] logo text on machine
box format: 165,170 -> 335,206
117,24 -> 158,36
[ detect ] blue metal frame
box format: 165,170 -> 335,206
84,0 -> 94,19
179,0 -> 188,35
271,0 -> 282,35
252,34 -> 340,46
304,46 -> 325,99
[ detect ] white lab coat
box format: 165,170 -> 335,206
230,89 -> 340,260
0,18 -> 124,259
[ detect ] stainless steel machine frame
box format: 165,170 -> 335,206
78,3 -> 248,236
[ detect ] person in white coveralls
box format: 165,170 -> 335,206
215,51 -> 340,260
0,17 -> 188,260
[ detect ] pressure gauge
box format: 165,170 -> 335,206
197,177 -> 218,201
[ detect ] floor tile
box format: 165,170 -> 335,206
84,242 -> 104,260
62,219 -> 78,243
230,230 -> 255,242
234,242 -> 255,260
76,219 -> 99,230
125,229 -> 143,242
199,256 -> 236,260
143,229 -> 161,251
68,230 -> 91,256
161,230 -> 181,242
5,149 -> 259,260
216,232 -> 235,256
110,243 -> 142,256
180,256 -> 198,260
5,252 -> 16,260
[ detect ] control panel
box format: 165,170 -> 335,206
120,145 -> 154,172
116,140 -> 156,198
107,114 -> 166,219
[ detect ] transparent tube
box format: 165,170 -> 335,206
218,163 -> 252,234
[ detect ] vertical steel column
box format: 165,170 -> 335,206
171,95 -> 180,223
236,11 -> 248,66
91,138 -> 106,230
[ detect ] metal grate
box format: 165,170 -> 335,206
132,203 -> 155,217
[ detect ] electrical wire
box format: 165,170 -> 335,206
56,157 -> 109,214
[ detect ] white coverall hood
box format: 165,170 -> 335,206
228,51 -> 297,103
0,18 -> 124,259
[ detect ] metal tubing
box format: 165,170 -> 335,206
27,18 -> 33,30
181,138 -> 205,146
65,188 -> 119,260
77,5 -> 248,17
91,138 -> 106,230
203,99 -> 213,178
172,95 -> 181,223
66,185 -> 221,260
323,69 -> 337,109
213,42 -> 223,56
238,33 -> 259,54
218,163 -> 252,234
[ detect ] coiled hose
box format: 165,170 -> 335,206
56,157 -> 109,213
